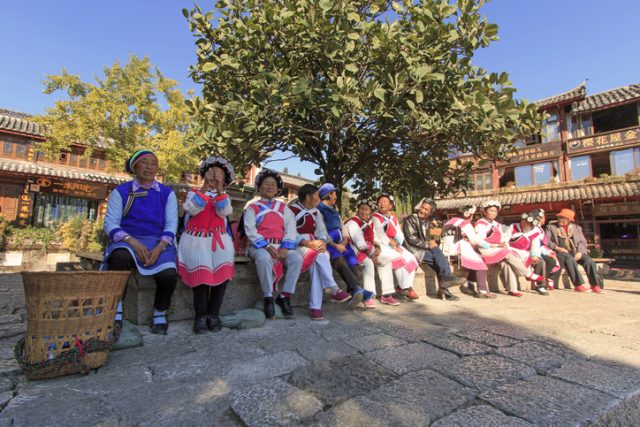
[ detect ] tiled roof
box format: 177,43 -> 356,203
435,180 -> 640,210
535,81 -> 587,109
0,159 -> 129,185
0,108 -> 45,137
281,172 -> 316,188
572,83 -> 640,114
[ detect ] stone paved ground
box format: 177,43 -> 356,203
0,273 -> 639,426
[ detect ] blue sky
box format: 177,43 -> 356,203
1,0 -> 638,178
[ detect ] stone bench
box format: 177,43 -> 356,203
75,252 -> 441,325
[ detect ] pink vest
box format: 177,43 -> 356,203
476,218 -> 502,244
185,191 -> 227,231
249,199 -> 286,241
372,212 -> 398,239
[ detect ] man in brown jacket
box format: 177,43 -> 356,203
545,208 -> 603,293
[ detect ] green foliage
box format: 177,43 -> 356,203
185,0 -> 540,203
34,56 -> 198,182
5,225 -> 59,252
57,217 -> 106,254
0,217 -> 9,251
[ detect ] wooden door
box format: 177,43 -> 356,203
0,184 -> 22,221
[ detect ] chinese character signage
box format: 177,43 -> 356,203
37,178 -> 107,199
568,127 -> 639,154
503,141 -> 562,165
594,202 -> 640,216
16,182 -> 32,227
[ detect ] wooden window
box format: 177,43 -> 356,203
472,172 -> 492,191
2,141 -> 14,156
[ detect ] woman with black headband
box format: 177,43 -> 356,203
103,150 -> 178,335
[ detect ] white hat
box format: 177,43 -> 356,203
480,199 -> 501,210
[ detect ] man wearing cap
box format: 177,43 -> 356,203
545,208 -> 603,293
402,197 -> 466,300
317,183 -> 374,307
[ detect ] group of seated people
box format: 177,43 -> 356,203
102,150 -> 605,335
441,202 -> 604,299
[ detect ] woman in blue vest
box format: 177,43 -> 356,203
103,150 -> 178,335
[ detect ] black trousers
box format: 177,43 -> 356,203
106,248 -> 177,311
533,254 -> 561,286
193,282 -> 228,318
330,256 -> 361,293
555,252 -> 603,288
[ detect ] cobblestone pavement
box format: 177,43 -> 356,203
0,273 -> 639,426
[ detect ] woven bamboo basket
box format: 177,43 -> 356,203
18,271 -> 130,380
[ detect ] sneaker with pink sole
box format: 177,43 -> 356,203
380,295 -> 400,306
309,309 -> 324,320
363,298 -> 377,309
331,289 -> 352,303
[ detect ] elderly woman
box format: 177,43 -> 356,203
508,210 -> 557,296
178,157 -> 236,334
372,194 -> 420,305
402,197 -> 466,300
289,184 -> 353,320
475,200 -> 543,297
545,208 -> 603,293
443,205 -> 496,298
244,169 -> 302,319
103,150 -> 178,335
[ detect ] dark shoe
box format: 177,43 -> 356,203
151,322 -> 168,335
440,274 -> 467,288
276,295 -> 294,318
534,286 -> 549,296
460,284 -> 477,297
264,297 -> 275,320
207,316 -> 222,332
437,287 -> 460,301
193,316 -> 208,334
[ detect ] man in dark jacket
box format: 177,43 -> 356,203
402,198 -> 466,300
545,208 -> 603,293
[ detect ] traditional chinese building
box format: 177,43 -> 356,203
0,109 -> 131,227
436,82 -> 640,267
0,108 -> 316,227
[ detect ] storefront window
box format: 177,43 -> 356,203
32,193 -> 98,228
610,148 -> 640,176
3,141 -> 13,155
515,162 -> 553,187
570,155 -> 592,181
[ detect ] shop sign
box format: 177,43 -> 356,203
16,182 -> 32,227
36,178 -> 107,199
594,202 -> 640,216
504,142 -> 562,164
567,127 -> 640,154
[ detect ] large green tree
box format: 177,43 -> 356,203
36,55 -> 196,181
186,0 -> 539,201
